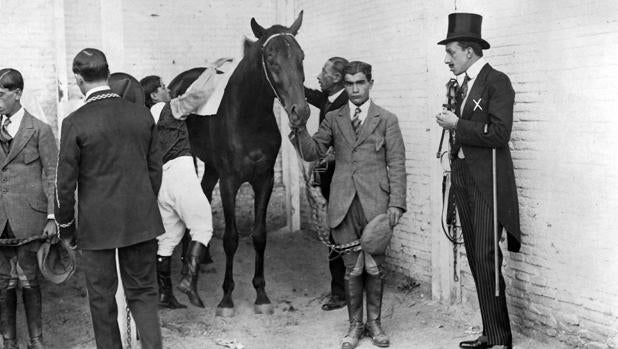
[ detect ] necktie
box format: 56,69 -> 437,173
456,73 -> 471,116
351,107 -> 362,136
0,116 -> 12,154
451,73 -> 470,158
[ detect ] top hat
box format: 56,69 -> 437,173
37,238 -> 76,284
360,213 -> 393,255
437,13 -> 490,49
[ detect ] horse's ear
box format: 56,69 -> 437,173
251,17 -> 265,39
243,37 -> 253,56
289,10 -> 303,36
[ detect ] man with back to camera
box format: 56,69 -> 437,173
0,68 -> 58,349
435,13 -> 521,349
304,56 -> 349,311
55,48 -> 163,349
290,60 -> 406,349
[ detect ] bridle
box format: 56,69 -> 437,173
260,32 -> 299,109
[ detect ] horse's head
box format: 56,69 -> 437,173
249,11 -> 310,123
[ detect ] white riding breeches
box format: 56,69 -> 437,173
156,156 -> 214,256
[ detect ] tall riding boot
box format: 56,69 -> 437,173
157,256 -> 186,309
177,241 -> 206,308
23,286 -> 44,349
341,274 -> 365,349
365,274 -> 389,347
0,288 -> 18,349
180,231 -> 191,276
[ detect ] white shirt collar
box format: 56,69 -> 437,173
458,57 -> 487,85
328,88 -> 344,103
85,85 -> 111,99
348,99 -> 371,124
149,102 -> 166,124
3,107 -> 25,137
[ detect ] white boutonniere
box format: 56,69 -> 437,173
473,98 -> 483,111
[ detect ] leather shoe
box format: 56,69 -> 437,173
322,295 -> 346,311
459,337 -> 511,349
459,337 -> 487,348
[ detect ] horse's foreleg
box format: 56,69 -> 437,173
216,176 -> 240,317
250,169 -> 274,315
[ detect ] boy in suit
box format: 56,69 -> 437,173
290,61 -> 406,349
0,68 -> 58,349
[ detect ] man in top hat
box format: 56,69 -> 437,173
290,60 -> 406,349
55,48 -> 164,349
0,68 -> 58,349
304,56 -> 349,311
435,13 -> 522,349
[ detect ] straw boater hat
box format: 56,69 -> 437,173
437,13 -> 490,49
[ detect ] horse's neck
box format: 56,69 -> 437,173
223,56 -> 275,121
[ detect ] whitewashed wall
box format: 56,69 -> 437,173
2,0 -> 617,346
295,0 -> 618,347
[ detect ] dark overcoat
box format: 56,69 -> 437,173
55,90 -> 164,250
456,64 -> 522,252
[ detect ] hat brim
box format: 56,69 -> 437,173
37,240 -> 76,284
437,36 -> 490,50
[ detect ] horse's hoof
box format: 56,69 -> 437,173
216,307 -> 235,317
254,303 -> 274,315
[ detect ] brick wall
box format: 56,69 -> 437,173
4,0 -> 617,346
294,0 -> 618,347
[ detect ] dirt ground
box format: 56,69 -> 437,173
18,228 -> 568,349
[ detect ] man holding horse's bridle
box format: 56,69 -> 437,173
290,61 -> 406,349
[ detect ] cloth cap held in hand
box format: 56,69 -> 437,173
360,213 -> 393,255
37,238 -> 76,284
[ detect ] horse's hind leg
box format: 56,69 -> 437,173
216,175 -> 241,317
199,163 -> 220,264
250,169 -> 274,315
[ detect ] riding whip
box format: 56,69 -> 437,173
492,148 -> 499,297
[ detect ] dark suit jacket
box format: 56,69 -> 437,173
455,63 -> 521,252
0,111 -> 57,239
55,90 -> 164,250
291,102 -> 406,236
305,87 -> 349,123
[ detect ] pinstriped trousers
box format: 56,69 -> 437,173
451,158 -> 512,346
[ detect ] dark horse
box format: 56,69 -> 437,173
168,12 -> 309,316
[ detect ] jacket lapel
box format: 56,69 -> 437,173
3,112 -> 34,167
462,63 -> 492,119
355,102 -> 381,146
335,104 -> 357,146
